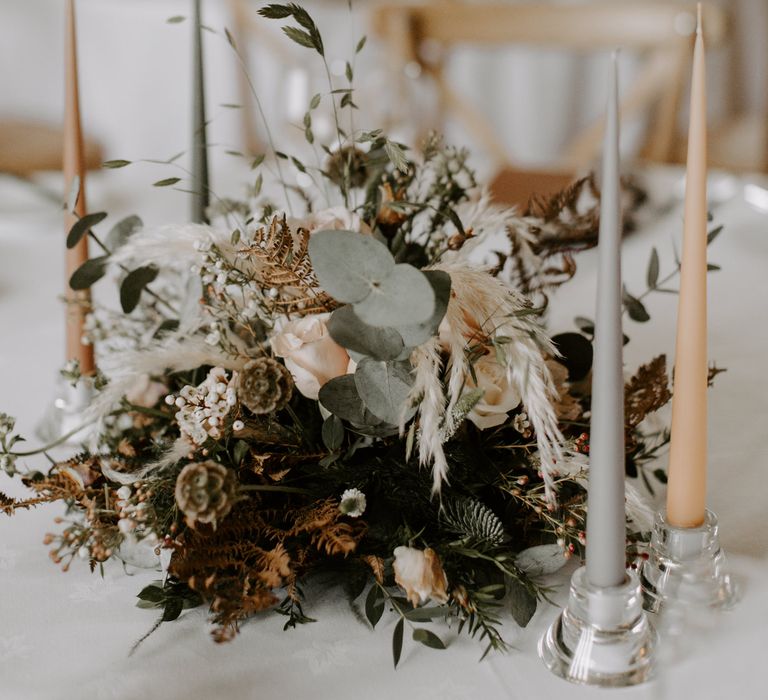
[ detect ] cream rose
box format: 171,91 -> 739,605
465,355 -> 522,430
271,313 -> 353,400
291,206 -> 371,235
393,546 -> 449,607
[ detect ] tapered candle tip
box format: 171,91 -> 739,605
696,3 -> 703,35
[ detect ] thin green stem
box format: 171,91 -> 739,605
321,57 -> 349,207
240,484 -> 311,495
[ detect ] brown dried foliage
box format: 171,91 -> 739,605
242,216 -> 338,316
624,355 -> 672,448
169,496 -> 366,641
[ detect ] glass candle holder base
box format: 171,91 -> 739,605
36,377 -> 96,446
640,509 -> 738,614
539,567 -> 656,687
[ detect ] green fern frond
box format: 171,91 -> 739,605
440,497 -> 505,546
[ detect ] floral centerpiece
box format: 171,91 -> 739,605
0,4 -> 696,665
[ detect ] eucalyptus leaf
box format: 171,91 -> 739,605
153,177 -> 181,187
308,229 -> 394,304
397,270 -> 451,347
508,580 -> 537,627
354,358 -> 415,426
321,415 -> 344,451
354,264 -> 435,327
67,212 -> 107,249
327,305 -> 404,361
162,597 -> 184,622
105,215 -> 142,252
102,159 -> 131,169
120,266 -> 159,313
318,374 -> 368,424
515,544 -> 567,576
69,256 -> 109,290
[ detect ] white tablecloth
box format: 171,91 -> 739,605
0,168 -> 767,700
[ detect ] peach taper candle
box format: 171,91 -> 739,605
63,0 -> 95,375
666,4 -> 708,528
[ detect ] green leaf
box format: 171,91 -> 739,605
105,215 -> 142,252
318,374 -> 369,424
321,415 -> 344,451
647,247 -> 659,288
102,159 -> 131,169
392,618 -> 404,668
354,358 -> 415,426
345,61 -> 353,82
166,15 -> 186,23
384,140 -> 409,174
310,93 -> 321,109
707,225 -> 723,245
364,585 -> 385,629
232,440 -> 250,466
707,263 -> 721,272
67,212 -> 107,249
224,27 -> 237,49
508,580 -> 537,627
162,597 -> 184,622
153,177 -> 181,187
282,26 -> 315,50
309,229 -> 395,304
327,306 -> 404,361
623,289 -> 650,323
396,270 -> 451,347
120,266 -> 159,313
137,584 -> 165,603
574,316 -> 595,335
258,5 -> 293,20
440,497 -> 505,546
354,264 -> 435,327
356,35 -> 367,54
69,256 -> 109,290
412,628 -> 446,650
515,544 -> 567,576
251,154 -> 265,169
653,468 -> 668,484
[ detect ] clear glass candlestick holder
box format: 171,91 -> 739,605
539,567 -> 656,687
36,376 -> 96,446
640,509 -> 738,614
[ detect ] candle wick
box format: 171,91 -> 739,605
696,3 -> 703,36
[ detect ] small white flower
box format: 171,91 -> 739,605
339,488 -> 366,518
232,420 -> 245,432
116,486 -> 132,500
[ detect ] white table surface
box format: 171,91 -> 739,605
0,167 -> 766,700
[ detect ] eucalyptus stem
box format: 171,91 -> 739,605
8,422 -> 95,456
321,57 -> 349,207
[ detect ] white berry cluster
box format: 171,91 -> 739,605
165,367 -> 238,444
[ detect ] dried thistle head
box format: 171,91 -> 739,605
174,461 -> 238,528
326,146 -> 369,189
237,357 -> 293,415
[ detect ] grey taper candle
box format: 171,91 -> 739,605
191,0 -> 209,223
585,53 -> 626,589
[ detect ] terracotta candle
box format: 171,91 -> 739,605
64,0 -> 95,375
585,53 -> 626,589
666,4 -> 708,529
191,0 -> 210,223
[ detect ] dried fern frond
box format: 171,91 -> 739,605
624,355 -> 672,447
242,216 -> 338,317
440,497 -> 506,546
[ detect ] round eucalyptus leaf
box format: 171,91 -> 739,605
354,264 -> 435,328
318,374 -> 368,424
328,305 -> 404,361
106,215 -> 143,252
120,265 -> 159,314
515,544 -> 568,577
354,358 -> 416,426
308,229 -> 394,303
397,270 -> 451,347
69,255 -> 109,290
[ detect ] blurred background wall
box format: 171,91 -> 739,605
0,0 -> 766,178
